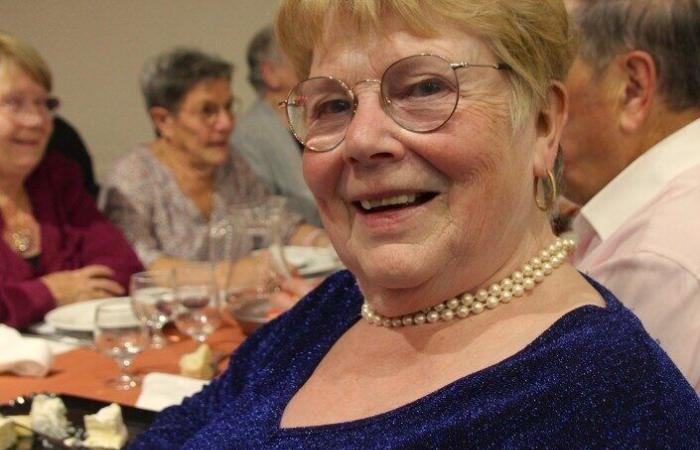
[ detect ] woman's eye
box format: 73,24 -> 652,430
408,78 -> 448,98
199,103 -> 222,118
315,98 -> 351,118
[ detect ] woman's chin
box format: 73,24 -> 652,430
353,248 -> 436,292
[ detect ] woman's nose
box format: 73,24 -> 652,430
341,85 -> 405,166
214,110 -> 235,133
16,109 -> 49,128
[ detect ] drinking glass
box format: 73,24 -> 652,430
172,264 -> 221,344
93,299 -> 149,390
211,196 -> 292,323
130,270 -> 174,349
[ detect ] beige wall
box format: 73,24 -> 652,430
0,0 -> 281,183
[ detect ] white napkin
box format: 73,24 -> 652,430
0,324 -> 53,377
135,372 -> 209,411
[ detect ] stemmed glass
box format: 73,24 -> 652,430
172,264 -> 221,344
130,270 -> 174,349
93,299 -> 149,390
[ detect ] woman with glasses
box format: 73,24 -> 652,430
0,32 -> 142,329
101,48 -> 326,272
132,1 -> 700,448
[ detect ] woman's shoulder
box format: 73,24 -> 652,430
109,145 -> 160,176
27,152 -> 83,194
226,271 -> 361,369
102,145 -> 165,194
522,276 -> 698,413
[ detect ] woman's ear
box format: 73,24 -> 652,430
149,106 -> 174,139
533,80 -> 568,178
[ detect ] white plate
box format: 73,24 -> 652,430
44,297 -> 130,332
283,246 -> 343,276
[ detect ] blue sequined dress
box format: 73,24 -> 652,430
130,271 -> 700,449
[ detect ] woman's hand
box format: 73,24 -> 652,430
40,265 -> 126,305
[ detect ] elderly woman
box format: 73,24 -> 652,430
101,48 -> 326,272
0,33 -> 142,329
132,1 -> 700,448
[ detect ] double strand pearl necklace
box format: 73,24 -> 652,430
361,238 -> 576,328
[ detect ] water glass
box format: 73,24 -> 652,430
130,270 -> 174,349
93,299 -> 149,390
216,197 -> 291,292
172,264 -> 221,344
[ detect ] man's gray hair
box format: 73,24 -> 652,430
246,25 -> 280,94
140,47 -> 233,112
571,0 -> 700,110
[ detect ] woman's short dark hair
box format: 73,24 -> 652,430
140,47 -> 233,112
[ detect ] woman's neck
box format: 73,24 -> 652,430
150,139 -> 216,187
0,177 -> 28,208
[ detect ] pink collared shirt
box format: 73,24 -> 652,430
573,118 -> 700,391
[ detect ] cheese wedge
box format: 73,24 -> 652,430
83,403 -> 128,450
179,343 -> 215,379
0,417 -> 17,450
29,394 -> 70,440
7,415 -> 32,438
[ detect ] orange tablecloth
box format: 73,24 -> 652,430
0,324 -> 246,406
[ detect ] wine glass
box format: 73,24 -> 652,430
172,264 -> 221,344
93,299 -> 149,390
130,270 -> 174,349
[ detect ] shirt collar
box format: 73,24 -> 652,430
579,117 -> 700,240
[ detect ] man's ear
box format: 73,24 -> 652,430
616,50 -> 657,133
260,59 -> 280,91
149,106 -> 174,139
533,80 -> 568,178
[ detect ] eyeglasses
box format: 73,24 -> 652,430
279,54 -> 510,152
0,95 -> 60,121
178,98 -> 237,128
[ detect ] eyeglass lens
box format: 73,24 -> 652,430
0,95 -> 60,119
285,54 -> 460,152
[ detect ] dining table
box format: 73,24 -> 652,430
0,322 -> 247,407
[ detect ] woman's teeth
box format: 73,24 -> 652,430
360,194 -> 417,211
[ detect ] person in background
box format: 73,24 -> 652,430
101,48 -> 326,272
0,32 -> 143,329
47,115 -> 100,199
131,1 -> 699,448
561,0 -> 700,390
233,25 -> 322,226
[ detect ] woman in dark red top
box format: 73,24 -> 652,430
0,32 -> 142,329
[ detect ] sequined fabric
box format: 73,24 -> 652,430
130,271 -> 700,449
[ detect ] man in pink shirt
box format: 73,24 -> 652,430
561,0 -> 700,391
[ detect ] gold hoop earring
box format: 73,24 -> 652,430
534,169 -> 557,211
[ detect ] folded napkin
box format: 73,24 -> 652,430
0,324 -> 53,377
135,372 -> 209,411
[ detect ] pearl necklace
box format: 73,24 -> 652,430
361,238 -> 576,328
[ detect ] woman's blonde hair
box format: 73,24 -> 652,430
276,0 -> 574,127
0,31 -> 52,91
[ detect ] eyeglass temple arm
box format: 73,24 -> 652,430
450,62 -> 512,71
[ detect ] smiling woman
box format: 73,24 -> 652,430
131,1 -> 700,448
0,32 -> 143,329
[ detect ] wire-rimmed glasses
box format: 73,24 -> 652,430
279,53 -> 510,152
0,94 -> 60,122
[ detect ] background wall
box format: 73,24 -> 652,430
0,0 -> 281,183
